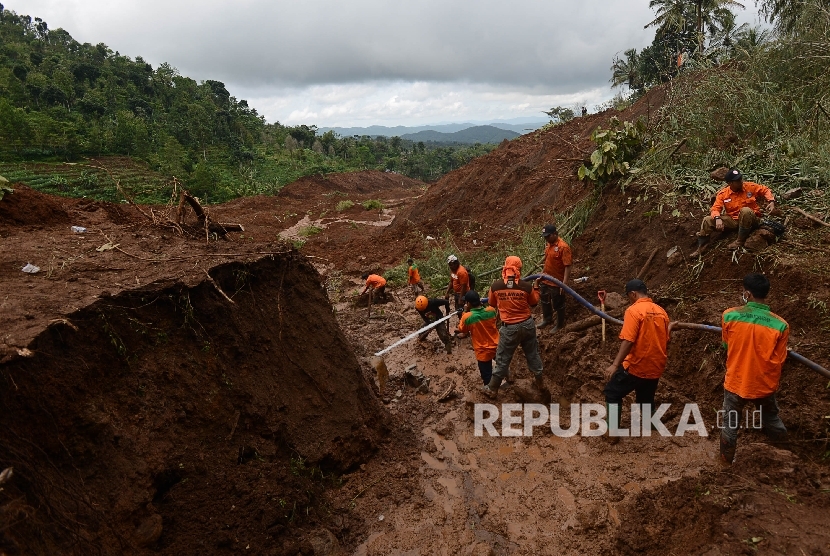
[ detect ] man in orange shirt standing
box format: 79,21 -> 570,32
445,254 -> 471,311
482,256 -> 545,397
538,224 -> 572,331
457,290 -> 499,385
604,279 -> 670,436
407,258 -> 425,294
690,168 -> 776,256
719,273 -> 789,465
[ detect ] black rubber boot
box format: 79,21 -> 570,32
720,435 -> 736,466
550,309 -> 566,332
689,235 -> 710,258
728,226 -> 751,250
538,301 -> 553,328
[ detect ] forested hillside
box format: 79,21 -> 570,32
0,5 -> 496,202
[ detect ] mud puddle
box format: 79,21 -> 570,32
342,293 -> 715,555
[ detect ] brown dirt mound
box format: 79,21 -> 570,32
0,184 -> 71,230
0,252 -> 385,554
384,87 -> 667,247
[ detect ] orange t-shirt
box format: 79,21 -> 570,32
408,265 -> 421,285
542,237 -> 572,284
458,306 -> 499,362
365,274 -> 386,288
620,297 -> 670,379
488,278 -> 540,324
710,181 -> 775,220
722,302 -> 789,399
450,266 -> 470,294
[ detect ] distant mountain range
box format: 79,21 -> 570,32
399,125 -> 520,144
318,120 -> 549,144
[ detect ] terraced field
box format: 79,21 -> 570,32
0,157 -> 172,204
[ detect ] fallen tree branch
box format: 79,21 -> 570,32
637,247 -> 660,279
204,270 -> 235,304
793,207 -> 830,227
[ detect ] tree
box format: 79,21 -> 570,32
543,106 -> 576,123
693,0 -> 744,53
759,0 -> 830,33
610,49 -> 642,91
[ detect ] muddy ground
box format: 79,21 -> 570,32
2,91 -> 830,554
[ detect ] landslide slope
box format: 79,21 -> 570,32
385,89 -> 666,244
0,187 -> 386,554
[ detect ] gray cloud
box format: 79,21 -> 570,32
12,1 -> 763,126
18,0 -> 660,90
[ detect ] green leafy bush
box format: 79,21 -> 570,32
578,117 -> 645,183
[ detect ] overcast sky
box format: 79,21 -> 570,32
12,1 -> 763,127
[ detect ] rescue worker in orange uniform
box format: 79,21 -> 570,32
604,279 -> 670,437
690,168 -> 776,256
407,258 -> 426,294
360,273 -> 387,298
444,254 -> 470,311
482,256 -> 545,398
538,224 -> 572,331
719,273 -> 789,465
415,295 -> 453,354
457,290 -> 499,385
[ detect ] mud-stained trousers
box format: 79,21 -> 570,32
492,317 -> 543,380
719,389 -> 787,463
418,315 -> 452,353
698,207 -> 760,238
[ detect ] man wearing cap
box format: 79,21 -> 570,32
538,224 -> 572,331
415,295 -> 453,354
445,254 -> 471,311
719,273 -> 789,465
482,256 -> 547,397
604,279 -> 670,439
690,168 -> 776,256
457,290 -> 499,385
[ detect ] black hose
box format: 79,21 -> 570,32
483,272 -> 830,380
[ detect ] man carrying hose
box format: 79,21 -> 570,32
482,256 -> 546,397
415,295 -> 453,354
690,168 -> 776,256
538,224 -> 572,331
604,279 -> 670,442
719,273 -> 789,465
457,290 -> 499,385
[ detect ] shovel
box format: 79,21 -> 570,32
598,290 -> 607,342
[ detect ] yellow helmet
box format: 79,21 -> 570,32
415,296 -> 428,311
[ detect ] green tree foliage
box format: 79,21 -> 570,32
577,117 -> 646,183
543,106 -> 575,124
0,7 -> 499,202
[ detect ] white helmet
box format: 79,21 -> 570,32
446,254 -> 458,264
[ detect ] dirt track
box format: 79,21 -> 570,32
2,93 -> 830,554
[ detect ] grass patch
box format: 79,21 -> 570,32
298,225 -> 322,237
362,199 -> 384,210
335,200 -> 355,212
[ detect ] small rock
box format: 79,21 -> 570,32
308,529 -> 344,556
395,389 -> 403,398
602,292 -> 627,311
134,514 -> 163,547
710,167 -> 729,182
783,187 -> 802,200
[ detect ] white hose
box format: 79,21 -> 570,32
374,310 -> 458,357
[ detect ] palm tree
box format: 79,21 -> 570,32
694,0 -> 745,52
610,49 -> 642,91
707,8 -> 749,58
645,0 -> 691,36
759,0 -> 830,33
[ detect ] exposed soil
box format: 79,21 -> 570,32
3,91 -> 830,555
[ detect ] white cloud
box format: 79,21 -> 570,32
10,0 -> 764,126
